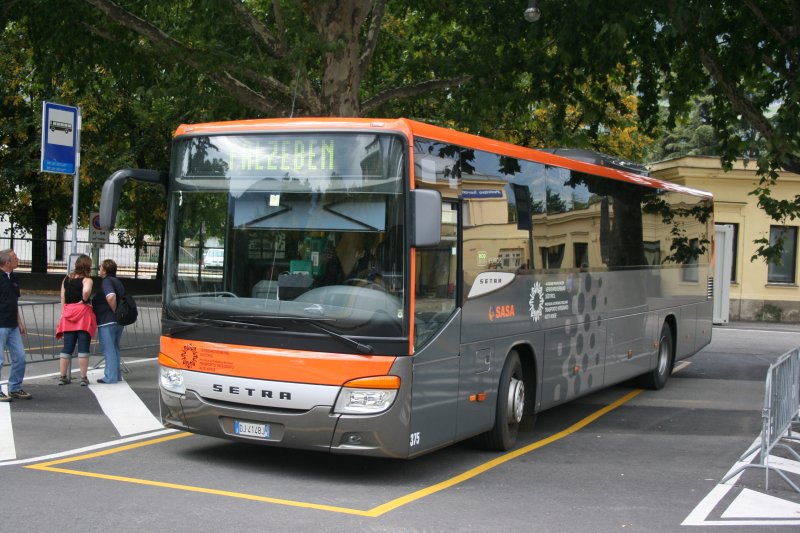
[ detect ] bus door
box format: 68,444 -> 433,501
408,200 -> 460,455
603,274 -> 658,384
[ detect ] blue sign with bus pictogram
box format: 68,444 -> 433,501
41,102 -> 79,174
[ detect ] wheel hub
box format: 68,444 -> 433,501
507,377 -> 525,424
657,338 -> 669,374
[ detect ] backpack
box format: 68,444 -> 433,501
114,282 -> 138,326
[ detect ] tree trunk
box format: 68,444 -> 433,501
56,223 -> 65,261
307,0 -> 371,116
30,201 -> 49,273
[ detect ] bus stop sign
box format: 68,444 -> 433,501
41,101 -> 80,174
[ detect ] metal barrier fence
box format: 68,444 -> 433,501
0,235 -> 164,279
3,295 -> 162,365
722,347 -> 800,492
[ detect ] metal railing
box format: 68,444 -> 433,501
3,295 -> 162,365
722,347 -> 800,492
0,236 -> 164,279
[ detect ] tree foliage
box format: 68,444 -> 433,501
632,1 -> 799,261
646,96 -> 723,161
68,0 -> 471,118
2,0 -> 798,269
1,1 -> 247,270
377,1 -> 654,160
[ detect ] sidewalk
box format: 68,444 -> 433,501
2,348 -> 158,393
721,321 -> 800,333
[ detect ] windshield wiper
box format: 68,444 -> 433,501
237,315 -> 374,354
305,320 -> 373,355
164,317 -> 284,336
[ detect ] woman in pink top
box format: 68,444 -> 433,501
55,254 -> 97,386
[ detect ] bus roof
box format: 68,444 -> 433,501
173,117 -> 712,199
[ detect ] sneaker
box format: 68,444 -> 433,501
80,377 -> 89,387
0,392 -> 11,402
58,375 -> 70,386
9,389 -> 31,400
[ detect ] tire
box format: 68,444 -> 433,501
636,322 -> 674,390
478,350 -> 525,451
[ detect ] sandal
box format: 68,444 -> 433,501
80,377 -> 89,387
58,375 -> 70,385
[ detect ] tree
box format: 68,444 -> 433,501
1,2 -> 247,272
646,96 -> 723,161
4,1 -> 797,269
68,1 -> 653,153
632,0 -> 800,259
373,2 -> 657,164
71,0 -> 468,118
0,23 -> 77,271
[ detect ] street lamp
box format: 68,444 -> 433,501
524,0 -> 541,22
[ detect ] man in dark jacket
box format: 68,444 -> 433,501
0,249 -> 31,401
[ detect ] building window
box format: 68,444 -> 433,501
767,226 -> 798,284
499,248 -> 523,269
540,244 -> 565,269
643,241 -> 661,266
573,242 -> 588,269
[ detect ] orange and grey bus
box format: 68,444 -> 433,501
100,118 -> 713,458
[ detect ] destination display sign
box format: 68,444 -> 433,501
227,138 -> 336,173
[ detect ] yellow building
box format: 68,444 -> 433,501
650,156 -> 800,322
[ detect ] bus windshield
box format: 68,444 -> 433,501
164,132 -> 407,338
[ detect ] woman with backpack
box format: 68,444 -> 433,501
92,259 -> 124,384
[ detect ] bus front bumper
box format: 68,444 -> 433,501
160,387 -> 411,458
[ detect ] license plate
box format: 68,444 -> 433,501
234,420 -> 270,439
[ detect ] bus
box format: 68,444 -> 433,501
99,118 -> 714,458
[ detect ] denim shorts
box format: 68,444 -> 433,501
59,330 -> 91,358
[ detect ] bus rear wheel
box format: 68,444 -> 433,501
479,350 -> 525,451
636,322 -> 674,390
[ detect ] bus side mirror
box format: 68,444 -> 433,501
410,189 -> 441,247
99,169 -> 167,230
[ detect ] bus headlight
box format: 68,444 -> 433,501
160,367 -> 185,395
334,376 -> 400,414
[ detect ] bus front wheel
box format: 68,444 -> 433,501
479,350 -> 525,451
637,322 -> 674,390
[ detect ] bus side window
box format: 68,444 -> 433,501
414,201 -> 457,348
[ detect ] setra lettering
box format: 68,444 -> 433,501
211,383 -> 292,401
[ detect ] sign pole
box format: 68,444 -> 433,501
89,212 -> 109,276
70,111 -> 82,255
41,101 -> 81,266
71,169 -> 79,255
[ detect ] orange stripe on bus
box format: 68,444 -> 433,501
174,118 -> 414,138
159,337 -> 396,385
174,117 -> 710,199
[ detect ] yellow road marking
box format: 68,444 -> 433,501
27,432 -> 191,469
30,465 -> 373,516
368,388 -> 641,516
26,389 -> 642,517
